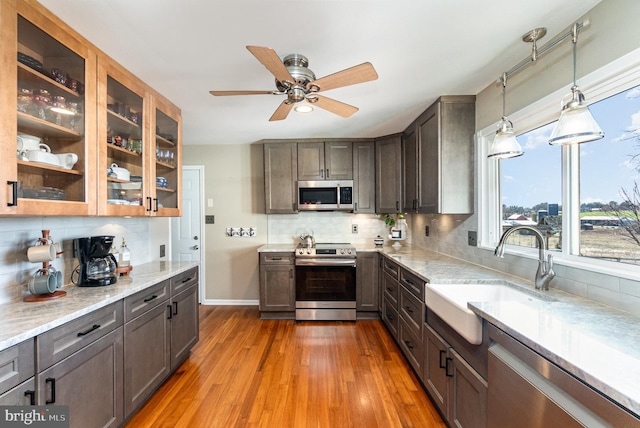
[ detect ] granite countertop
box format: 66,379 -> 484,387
258,243 -> 640,416
0,260 -> 198,352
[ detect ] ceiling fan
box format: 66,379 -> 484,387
209,46 -> 378,121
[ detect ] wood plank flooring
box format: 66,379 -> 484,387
125,306 -> 446,428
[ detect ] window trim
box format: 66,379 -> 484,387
477,46 -> 640,281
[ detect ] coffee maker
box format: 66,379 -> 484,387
74,236 -> 118,286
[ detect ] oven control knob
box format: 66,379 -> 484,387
306,249 -> 312,254
347,249 -> 352,254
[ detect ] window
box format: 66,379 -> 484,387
479,51 -> 640,275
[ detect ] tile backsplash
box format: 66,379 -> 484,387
267,212 -> 408,247
0,216 -> 157,304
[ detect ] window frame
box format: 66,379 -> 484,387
478,47 -> 640,281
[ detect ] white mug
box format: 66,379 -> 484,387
17,134 -> 41,152
27,244 -> 56,263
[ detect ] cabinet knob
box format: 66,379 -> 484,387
193,236 -> 199,240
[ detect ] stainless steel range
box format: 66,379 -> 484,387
295,243 -> 357,321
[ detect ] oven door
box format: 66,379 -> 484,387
295,259 -> 356,303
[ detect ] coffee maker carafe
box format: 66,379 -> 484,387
75,236 -> 118,286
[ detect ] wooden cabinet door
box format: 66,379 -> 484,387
170,285 -> 199,369
356,253 -> 378,311
123,303 -> 171,417
353,141 -> 375,213
403,125 -> 418,212
450,348 -> 487,428
325,141 -> 352,179
264,142 -> 298,213
418,106 -> 439,213
0,378 -> 36,405
38,328 -> 124,428
375,135 -> 402,213
423,324 -> 450,416
259,265 -> 295,311
297,142 -> 325,180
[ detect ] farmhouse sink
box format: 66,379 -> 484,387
425,282 -> 551,345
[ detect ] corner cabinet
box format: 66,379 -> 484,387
1,0 -> 97,216
403,96 -> 475,214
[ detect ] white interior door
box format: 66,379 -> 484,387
172,166 -> 204,301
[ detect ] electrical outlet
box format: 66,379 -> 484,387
468,230 -> 477,246
160,244 -> 165,258
352,224 -> 358,233
205,215 -> 215,224
425,226 -> 430,237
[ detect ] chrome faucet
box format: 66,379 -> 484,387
494,225 -> 555,290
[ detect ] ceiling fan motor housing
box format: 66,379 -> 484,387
275,53 -> 316,92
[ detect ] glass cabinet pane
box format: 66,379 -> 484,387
16,15 -> 87,207
154,108 -> 179,213
105,76 -> 145,210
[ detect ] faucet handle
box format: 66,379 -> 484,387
547,254 -> 555,276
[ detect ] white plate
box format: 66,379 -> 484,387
108,182 -> 142,190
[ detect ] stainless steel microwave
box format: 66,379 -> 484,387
297,180 -> 354,211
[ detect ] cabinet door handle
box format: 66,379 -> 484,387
24,390 -> 36,405
354,202 -> 358,213
46,378 -> 56,404
289,269 -> 293,279
146,197 -> 153,212
167,304 -> 173,319
77,324 -> 100,337
413,198 -> 417,212
326,168 -> 329,178
154,198 -> 159,212
445,357 -> 453,377
144,295 -> 158,303
439,350 -> 447,369
396,201 -> 399,211
7,181 -> 18,207
173,301 -> 178,316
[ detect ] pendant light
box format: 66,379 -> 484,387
548,23 -> 604,145
488,72 -> 523,159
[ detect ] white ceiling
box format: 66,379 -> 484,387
38,0 -> 600,145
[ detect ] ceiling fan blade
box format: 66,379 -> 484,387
310,95 -> 359,118
246,46 -> 295,85
310,62 -> 378,92
269,101 -> 294,121
209,90 -> 275,96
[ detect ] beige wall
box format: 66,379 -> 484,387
183,144 -> 267,303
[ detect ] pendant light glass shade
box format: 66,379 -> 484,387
488,116 -> 523,159
548,86 -> 604,145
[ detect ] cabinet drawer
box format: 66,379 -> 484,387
0,340 -> 34,394
382,258 -> 399,279
400,286 -> 423,336
400,268 -> 425,300
382,298 -> 399,341
170,267 -> 198,295
400,317 -> 423,374
124,280 -> 170,322
37,302 -> 123,370
260,252 -> 294,265
382,272 -> 399,306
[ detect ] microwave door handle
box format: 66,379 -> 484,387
337,184 -> 340,208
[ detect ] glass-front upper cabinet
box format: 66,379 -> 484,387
97,57 -> 148,216
150,96 -> 182,216
1,1 -> 97,215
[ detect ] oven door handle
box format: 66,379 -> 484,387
295,259 -> 356,267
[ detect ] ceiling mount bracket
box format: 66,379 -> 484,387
522,27 -> 547,61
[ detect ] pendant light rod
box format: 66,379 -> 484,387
497,19 -> 589,84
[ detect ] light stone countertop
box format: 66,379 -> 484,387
257,243 -> 640,416
0,260 -> 198,352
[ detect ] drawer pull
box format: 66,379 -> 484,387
445,357 -> 453,377
181,277 -> 192,283
144,295 -> 158,303
404,340 -> 414,350
386,287 -> 394,292
405,306 -> 413,314
45,378 -> 56,404
439,350 -> 447,369
271,257 -> 282,261
77,324 -> 100,337
405,278 -> 414,285
24,390 -> 35,405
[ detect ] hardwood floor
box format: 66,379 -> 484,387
125,306 -> 446,428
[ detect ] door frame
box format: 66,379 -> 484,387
175,165 -> 205,304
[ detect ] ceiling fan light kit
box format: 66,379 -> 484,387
210,46 -> 378,121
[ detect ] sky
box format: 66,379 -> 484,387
502,84 -> 640,209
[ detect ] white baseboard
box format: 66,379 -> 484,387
200,299 -> 259,306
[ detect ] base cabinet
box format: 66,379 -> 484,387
259,252 -> 295,316
424,324 -> 487,428
38,329 -> 124,428
356,253 -> 379,312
